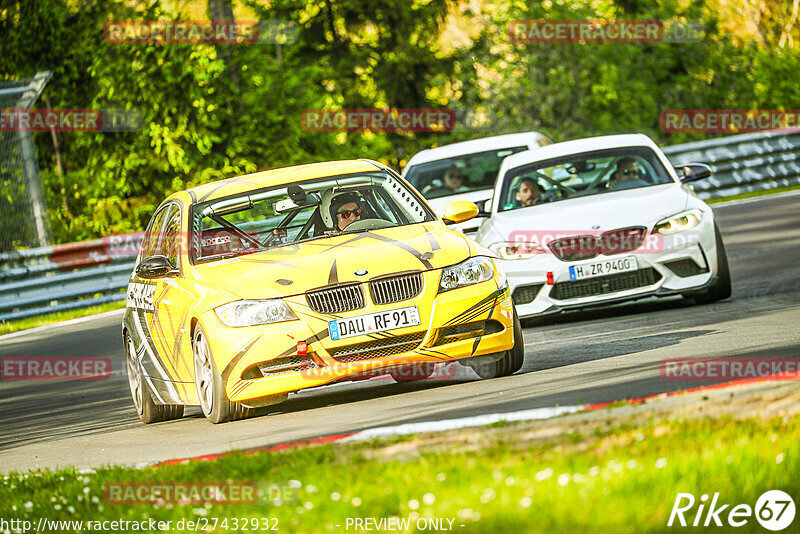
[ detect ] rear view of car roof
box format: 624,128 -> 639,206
401,131 -> 551,173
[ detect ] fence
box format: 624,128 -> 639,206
0,72 -> 53,253
663,129 -> 800,198
0,234 -> 143,321
1,129 -> 799,322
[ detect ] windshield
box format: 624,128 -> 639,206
405,146 -> 529,200
191,171 -> 435,263
498,146 -> 675,212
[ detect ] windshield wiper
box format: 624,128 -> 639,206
197,248 -> 260,263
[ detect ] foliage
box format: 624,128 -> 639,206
0,0 -> 798,244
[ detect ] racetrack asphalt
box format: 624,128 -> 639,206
1,192 -> 798,473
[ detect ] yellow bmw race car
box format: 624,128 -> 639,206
123,160 -> 523,424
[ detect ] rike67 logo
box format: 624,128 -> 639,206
668,491 -> 796,530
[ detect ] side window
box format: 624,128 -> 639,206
141,206 -> 170,259
162,205 -> 181,268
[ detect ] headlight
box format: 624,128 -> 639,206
214,299 -> 298,327
488,241 -> 545,260
654,209 -> 703,235
439,257 -> 495,292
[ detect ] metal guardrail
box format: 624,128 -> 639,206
0,233 -> 142,322
663,129 -> 800,199
1,130 -> 798,322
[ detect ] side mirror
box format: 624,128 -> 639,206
474,198 -> 491,218
136,255 -> 176,279
442,200 -> 479,225
679,163 -> 712,183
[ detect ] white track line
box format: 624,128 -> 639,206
340,405 -> 585,442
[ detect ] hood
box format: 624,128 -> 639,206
478,183 -> 689,243
191,222 -> 472,299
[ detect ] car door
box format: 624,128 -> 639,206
146,203 -> 197,391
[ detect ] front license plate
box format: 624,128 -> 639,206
569,256 -> 638,281
328,306 -> 422,341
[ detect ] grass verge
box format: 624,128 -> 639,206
1,396 -> 796,532
0,300 -> 124,336
707,183 -> 800,204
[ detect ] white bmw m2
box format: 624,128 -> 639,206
475,134 -> 731,318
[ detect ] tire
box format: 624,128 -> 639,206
192,324 -> 253,424
689,223 -> 732,305
389,362 -> 436,382
471,309 -> 525,379
125,335 -> 184,424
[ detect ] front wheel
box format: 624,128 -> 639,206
471,309 -> 525,379
125,335 -> 184,424
193,324 -> 253,424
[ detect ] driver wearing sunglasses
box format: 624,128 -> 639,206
330,193 -> 363,231
607,157 -> 647,190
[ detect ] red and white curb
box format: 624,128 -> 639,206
338,405 -> 584,442
147,372 -> 791,469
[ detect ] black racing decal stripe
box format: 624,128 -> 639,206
425,227 -> 441,251
458,303 -> 496,326
471,287 -> 502,356
221,334 -> 264,382
328,259 -> 339,285
470,335 -> 482,356
414,348 -> 450,361
363,232 -> 433,269
323,234 -> 372,251
188,190 -> 197,204
417,347 -> 449,358
443,287 -> 506,326
444,301 -> 492,327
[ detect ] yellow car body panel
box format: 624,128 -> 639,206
122,160 -> 516,411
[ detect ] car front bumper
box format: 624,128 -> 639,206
501,219 -> 720,318
198,269 -> 515,402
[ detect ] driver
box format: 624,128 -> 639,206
608,157 -> 647,190
330,192 -> 362,231
515,177 -> 544,207
442,168 -> 470,193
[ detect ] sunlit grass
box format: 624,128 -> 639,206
1,414 -> 795,532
